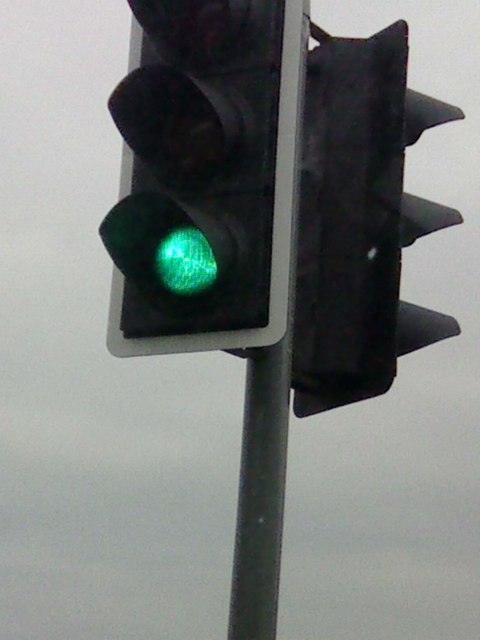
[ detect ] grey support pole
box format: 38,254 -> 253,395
227,5 -> 308,636
227,328 -> 294,640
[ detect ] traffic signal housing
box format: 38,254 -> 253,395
100,0 -> 308,356
293,21 -> 464,417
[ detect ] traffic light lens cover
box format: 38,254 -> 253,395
156,227 -> 218,296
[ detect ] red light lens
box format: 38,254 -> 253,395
128,0 -> 248,66
178,0 -> 231,61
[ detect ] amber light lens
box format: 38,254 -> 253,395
162,107 -> 226,186
109,65 -> 241,190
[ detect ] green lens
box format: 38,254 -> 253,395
155,227 -> 218,296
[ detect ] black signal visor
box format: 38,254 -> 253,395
108,64 -> 242,191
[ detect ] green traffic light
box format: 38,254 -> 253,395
155,227 -> 218,296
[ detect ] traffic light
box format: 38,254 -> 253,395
99,0 -> 308,356
292,21 -> 464,417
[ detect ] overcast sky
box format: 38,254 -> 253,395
2,1 -> 479,639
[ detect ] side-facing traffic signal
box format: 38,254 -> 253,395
100,0 -> 307,356
293,21 -> 464,417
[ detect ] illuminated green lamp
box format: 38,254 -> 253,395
155,227 -> 218,296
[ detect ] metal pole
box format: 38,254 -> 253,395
227,327 -> 294,640
227,8 -> 307,635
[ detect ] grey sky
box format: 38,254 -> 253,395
2,1 -> 479,639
